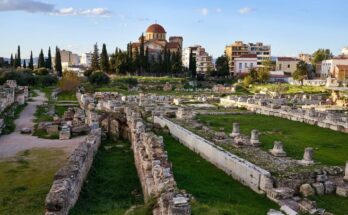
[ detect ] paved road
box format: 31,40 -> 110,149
0,90 -> 85,159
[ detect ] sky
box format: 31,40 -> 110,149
0,0 -> 348,59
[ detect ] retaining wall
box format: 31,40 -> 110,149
154,116 -> 273,194
44,128 -> 102,215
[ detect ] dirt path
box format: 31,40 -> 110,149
0,90 -> 85,159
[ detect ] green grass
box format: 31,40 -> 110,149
57,91 -> 77,101
310,195 -> 348,215
40,86 -> 55,100
197,114 -> 348,166
33,105 -> 53,123
162,133 -> 278,215
249,83 -> 327,95
70,139 -> 145,215
0,103 -> 27,134
0,149 -> 67,215
113,75 -> 185,84
55,106 -> 67,117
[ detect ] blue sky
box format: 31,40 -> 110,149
0,0 -> 347,59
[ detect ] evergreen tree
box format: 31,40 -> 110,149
139,34 -> 145,73
145,46 -> 149,73
29,51 -> 34,70
14,54 -> 18,68
99,43 -> 109,72
46,47 -> 52,69
38,49 -> 45,68
17,45 -> 21,67
91,43 -> 100,71
10,54 -> 14,68
55,47 -> 62,77
23,60 -> 27,68
189,49 -> 196,78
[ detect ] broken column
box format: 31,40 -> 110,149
300,147 -> 314,165
230,122 -> 240,137
269,141 -> 287,157
250,129 -> 261,147
344,161 -> 348,181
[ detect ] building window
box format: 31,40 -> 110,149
279,64 -> 282,70
288,64 -> 290,68
250,63 -> 254,68
239,63 -> 242,69
245,63 -> 247,68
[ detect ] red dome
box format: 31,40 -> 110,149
146,24 -> 166,34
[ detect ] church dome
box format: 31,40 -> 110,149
146,24 -> 166,34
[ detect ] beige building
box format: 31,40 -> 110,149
333,65 -> 348,83
276,57 -> 300,74
225,41 -> 271,74
182,45 -> 214,74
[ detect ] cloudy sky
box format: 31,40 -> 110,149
0,0 -> 347,58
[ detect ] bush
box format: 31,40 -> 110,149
59,71 -> 80,91
89,72 -> 110,85
34,68 -> 49,76
243,75 -> 253,87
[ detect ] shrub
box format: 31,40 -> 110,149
34,68 -> 49,76
89,72 -> 110,85
59,71 -> 80,91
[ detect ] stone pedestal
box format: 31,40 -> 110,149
299,147 -> 314,165
344,161 -> 348,181
336,185 -> 348,197
230,123 -> 240,137
269,141 -> 287,157
250,129 -> 261,146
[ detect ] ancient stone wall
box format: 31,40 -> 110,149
125,107 -> 191,215
44,128 -> 102,215
154,116 -> 273,194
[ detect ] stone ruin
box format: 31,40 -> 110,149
270,141 -> 287,157
45,128 -> 102,215
125,107 -> 191,215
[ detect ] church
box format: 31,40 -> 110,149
131,23 -> 183,62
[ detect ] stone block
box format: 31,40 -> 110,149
324,181 -> 336,194
300,184 -> 315,197
312,182 -> 325,195
280,205 -> 298,215
46,125 -> 59,135
336,185 -> 348,197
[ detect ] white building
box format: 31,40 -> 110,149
248,42 -> 271,66
54,50 -> 80,70
80,52 -> 93,67
234,54 -> 258,75
342,47 -> 348,56
182,45 -> 214,74
320,57 -> 348,78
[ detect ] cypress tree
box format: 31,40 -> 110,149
145,46 -> 149,73
10,54 -> 14,68
38,49 -> 45,68
91,43 -> 100,71
140,34 -> 145,73
23,60 -> 27,68
17,45 -> 21,68
14,54 -> 18,68
189,49 -> 196,78
55,47 -> 62,77
29,51 -> 34,70
46,47 -> 52,69
100,43 -> 109,72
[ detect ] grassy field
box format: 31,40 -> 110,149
57,91 -> 77,101
249,83 -> 327,95
70,139 -> 145,215
0,149 -> 67,215
162,133 -> 278,215
197,114 -> 348,166
310,195 -> 348,215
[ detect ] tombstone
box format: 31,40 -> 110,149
250,129 -> 261,146
300,147 -> 314,165
344,161 -> 348,182
269,141 -> 287,157
230,123 -> 240,137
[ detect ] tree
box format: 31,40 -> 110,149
215,55 -> 229,77
16,45 -> 21,68
99,43 -> 109,72
29,51 -> 34,70
139,34 -> 145,73
37,49 -> 45,68
10,54 -> 14,68
91,43 -> 100,71
55,47 -> 62,77
312,49 -> 332,65
59,71 -> 80,91
258,69 -> 270,83
88,72 -> 110,85
46,47 -> 52,69
249,68 -> 258,81
23,60 -> 27,68
293,60 -> 308,84
243,75 -> 253,87
189,49 -> 196,78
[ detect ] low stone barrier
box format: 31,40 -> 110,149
44,128 -> 102,215
154,116 -> 273,194
125,108 -> 191,215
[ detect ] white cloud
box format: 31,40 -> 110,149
239,7 -> 254,15
80,8 -> 111,16
200,8 -> 209,16
216,8 -> 223,13
0,0 -> 54,13
57,7 -> 76,16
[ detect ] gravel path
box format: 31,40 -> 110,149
0,90 -> 85,159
